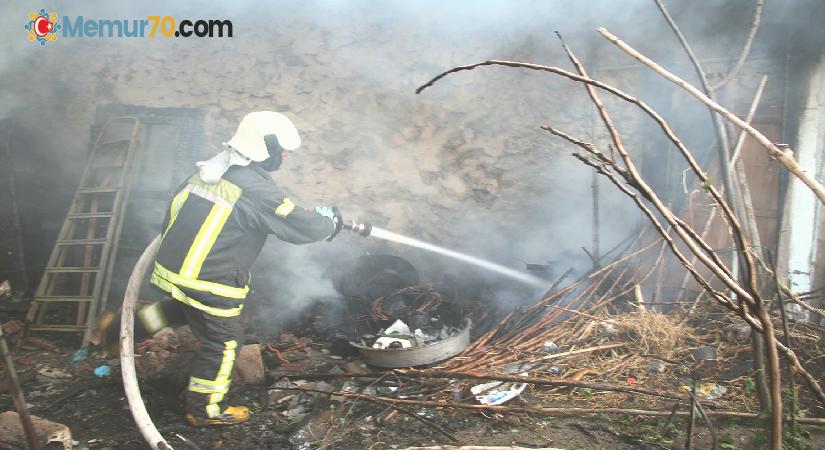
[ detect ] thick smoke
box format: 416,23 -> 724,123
1,0 -> 819,326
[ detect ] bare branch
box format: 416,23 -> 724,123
598,26 -> 825,205
710,0 -> 766,91
417,58 -> 747,286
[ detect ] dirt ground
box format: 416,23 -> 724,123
3,342 -> 825,450
4,286 -> 825,450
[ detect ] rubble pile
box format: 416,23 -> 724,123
133,326 -> 199,381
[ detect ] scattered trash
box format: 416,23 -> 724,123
504,362 -> 540,374
546,366 -> 562,376
542,341 -> 559,353
626,377 -> 638,385
71,348 -> 89,365
38,367 -> 71,379
471,372 -> 528,405
648,361 -> 666,373
94,365 -> 112,377
372,319 -> 413,349
683,382 -> 728,400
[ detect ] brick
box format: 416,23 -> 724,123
233,344 -> 265,385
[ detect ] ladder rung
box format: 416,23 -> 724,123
78,187 -> 120,194
67,212 -> 114,219
56,238 -> 108,245
44,267 -> 102,273
32,296 -> 95,302
27,325 -> 87,332
97,139 -> 131,149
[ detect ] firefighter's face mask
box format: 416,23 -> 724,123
258,134 -> 286,171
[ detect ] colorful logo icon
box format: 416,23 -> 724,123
25,9 -> 60,46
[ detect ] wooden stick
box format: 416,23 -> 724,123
710,0 -> 766,91
403,447 -> 560,450
780,284 -> 825,321
415,39 -> 825,412
369,400 -> 459,443
653,0 -> 737,231
0,326 -> 40,450
776,264 -> 800,434
679,75 -> 768,317
537,342 -> 626,361
402,447 -> 560,450
598,27 -> 825,205
684,382 -> 718,450
288,365 -> 698,404
334,391 -> 825,426
730,76 -> 769,165
419,58 -> 750,287
597,29 -> 787,447
565,137 -> 825,409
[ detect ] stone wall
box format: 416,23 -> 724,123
1,1 -> 802,299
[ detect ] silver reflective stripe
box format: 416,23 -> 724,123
137,302 -> 168,334
185,184 -> 234,209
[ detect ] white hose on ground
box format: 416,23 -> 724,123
120,235 -> 173,450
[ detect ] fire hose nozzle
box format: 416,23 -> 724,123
343,220 -> 372,237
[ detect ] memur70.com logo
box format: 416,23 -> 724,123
25,9 -> 233,46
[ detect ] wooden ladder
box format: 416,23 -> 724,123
26,117 -> 141,346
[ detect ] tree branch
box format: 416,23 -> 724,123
598,26 -> 825,205
710,0 -> 766,91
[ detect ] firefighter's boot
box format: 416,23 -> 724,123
185,405 -> 250,426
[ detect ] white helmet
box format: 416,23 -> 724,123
225,111 -> 301,162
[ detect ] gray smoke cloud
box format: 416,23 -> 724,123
2,0 -> 820,330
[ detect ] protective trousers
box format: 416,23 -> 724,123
136,295 -> 243,419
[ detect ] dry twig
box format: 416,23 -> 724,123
710,0 -> 766,91
598,27 -> 825,205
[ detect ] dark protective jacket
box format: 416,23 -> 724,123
150,164 -> 335,317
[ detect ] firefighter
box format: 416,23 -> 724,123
110,111 -> 342,426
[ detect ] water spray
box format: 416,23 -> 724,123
342,219 -> 547,289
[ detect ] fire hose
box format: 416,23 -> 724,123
120,234 -> 171,450
120,221 -> 371,448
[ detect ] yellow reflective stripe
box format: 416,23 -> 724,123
187,175 -> 242,203
190,376 -> 225,387
189,385 -> 224,394
180,203 -> 231,278
216,340 -> 237,382
275,197 -> 295,217
154,263 -> 249,299
189,340 -> 237,417
216,342 -> 236,383
164,190 -> 190,236
150,273 -> 243,317
190,376 -> 229,392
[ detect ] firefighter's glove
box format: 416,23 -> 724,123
315,206 -> 344,241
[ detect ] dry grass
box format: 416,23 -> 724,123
609,307 -> 693,359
